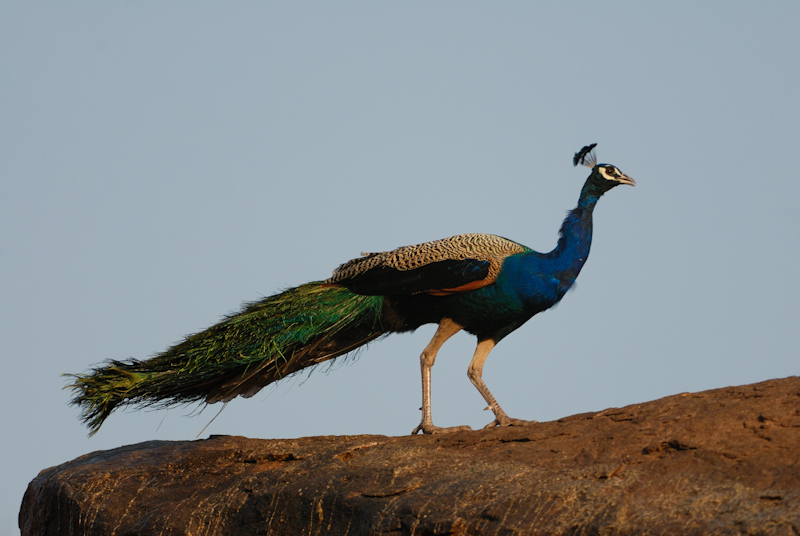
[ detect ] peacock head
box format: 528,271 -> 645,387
573,143 -> 635,202
594,163 -> 636,188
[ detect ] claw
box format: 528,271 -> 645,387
482,416 -> 536,429
412,422 -> 473,435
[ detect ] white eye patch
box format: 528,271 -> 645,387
599,166 -> 621,180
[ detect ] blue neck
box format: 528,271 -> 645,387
490,184 -> 603,313
578,178 -> 605,209
548,192 -> 598,294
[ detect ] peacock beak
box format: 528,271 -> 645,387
617,174 -> 635,187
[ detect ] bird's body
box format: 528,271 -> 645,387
68,145 -> 634,435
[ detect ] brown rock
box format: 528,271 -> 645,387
20,377 -> 800,535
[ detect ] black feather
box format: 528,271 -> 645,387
573,143 -> 597,168
337,259 -> 491,295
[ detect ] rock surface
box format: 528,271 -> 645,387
21,377 -> 800,535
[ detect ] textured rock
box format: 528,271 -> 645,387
21,377 -> 800,535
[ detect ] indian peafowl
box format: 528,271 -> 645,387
67,144 -> 634,436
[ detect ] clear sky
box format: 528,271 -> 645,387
3,3 -> 799,534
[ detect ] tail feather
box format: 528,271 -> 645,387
66,282 -> 386,435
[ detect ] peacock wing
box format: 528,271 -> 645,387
325,233 -> 529,296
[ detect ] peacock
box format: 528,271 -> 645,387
67,144 -> 634,436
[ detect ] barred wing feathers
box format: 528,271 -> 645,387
326,233 -> 529,296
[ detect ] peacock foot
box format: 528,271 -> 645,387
411,421 -> 473,435
483,415 -> 537,429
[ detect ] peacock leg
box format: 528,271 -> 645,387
468,339 -> 533,429
411,318 -> 473,435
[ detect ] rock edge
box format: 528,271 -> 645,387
21,377 -> 800,535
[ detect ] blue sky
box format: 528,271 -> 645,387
2,3 -> 799,534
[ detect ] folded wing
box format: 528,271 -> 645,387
326,233 -> 529,296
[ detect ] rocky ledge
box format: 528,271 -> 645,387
20,377 -> 800,535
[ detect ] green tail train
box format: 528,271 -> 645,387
66,283 -> 387,435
